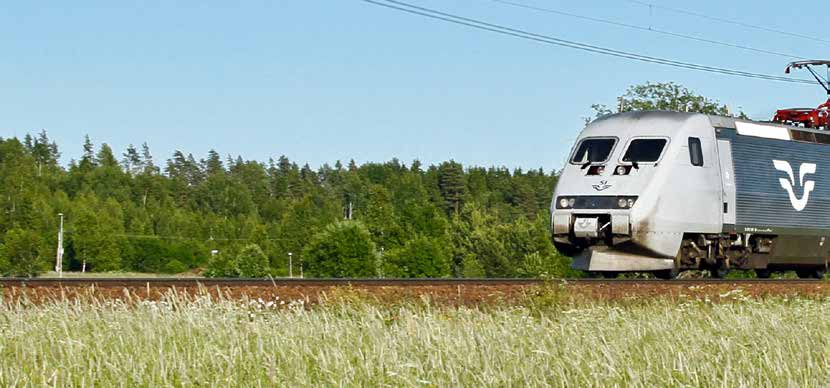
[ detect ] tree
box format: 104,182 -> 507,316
204,251 -> 238,278
384,235 -> 451,278
71,193 -> 125,271
122,144 -> 142,176
303,221 -> 377,278
31,130 -> 60,177
438,161 -> 466,216
590,82 -> 746,120
140,143 -> 159,175
203,150 -> 224,176
79,135 -> 96,172
0,228 -> 50,277
235,244 -> 270,277
0,131 -> 585,278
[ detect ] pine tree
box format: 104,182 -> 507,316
79,135 -> 96,172
438,160 -> 466,216
140,142 -> 158,175
122,144 -> 142,175
203,149 -> 224,176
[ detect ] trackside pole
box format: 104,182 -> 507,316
55,213 -> 64,278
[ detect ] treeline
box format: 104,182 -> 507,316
0,131 -> 572,277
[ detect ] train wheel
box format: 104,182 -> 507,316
653,268 -> 678,280
796,268 -> 825,279
710,267 -> 728,279
600,272 -> 619,279
754,269 -> 772,279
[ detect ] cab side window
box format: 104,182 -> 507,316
688,137 -> 703,166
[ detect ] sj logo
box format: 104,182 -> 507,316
772,160 -> 816,211
592,180 -> 611,191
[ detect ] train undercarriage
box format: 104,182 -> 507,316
556,228 -> 828,279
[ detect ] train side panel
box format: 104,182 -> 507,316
717,127 -> 830,265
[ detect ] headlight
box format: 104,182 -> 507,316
616,196 -> 637,209
557,197 -> 576,209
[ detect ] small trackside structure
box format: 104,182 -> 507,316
773,60 -> 830,129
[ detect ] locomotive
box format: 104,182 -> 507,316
550,61 -> 830,279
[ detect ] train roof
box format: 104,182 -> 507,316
593,110 -> 830,145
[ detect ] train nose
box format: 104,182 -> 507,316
573,217 -> 600,238
553,212 -> 631,241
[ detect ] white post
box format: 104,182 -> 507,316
288,252 -> 293,278
55,213 -> 64,277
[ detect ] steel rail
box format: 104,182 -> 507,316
0,278 -> 824,287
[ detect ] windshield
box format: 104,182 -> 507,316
622,138 -> 667,163
570,138 -> 616,164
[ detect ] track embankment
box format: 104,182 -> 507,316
0,278 -> 827,304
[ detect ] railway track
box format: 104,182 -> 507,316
1,278 -> 827,304
0,277 -> 825,287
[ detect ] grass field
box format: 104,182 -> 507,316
0,290 -> 828,386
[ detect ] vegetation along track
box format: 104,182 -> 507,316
1,278 -> 829,305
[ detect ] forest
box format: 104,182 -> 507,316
0,131 -> 572,278
0,82 -> 734,278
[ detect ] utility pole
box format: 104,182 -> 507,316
288,252 -> 293,278
55,213 -> 64,277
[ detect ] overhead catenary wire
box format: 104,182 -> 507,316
490,0 -> 805,60
625,0 -> 830,45
360,0 -> 817,85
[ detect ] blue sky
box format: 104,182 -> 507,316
1,1 -> 826,171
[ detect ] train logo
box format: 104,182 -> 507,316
772,160 -> 817,211
592,180 -> 612,191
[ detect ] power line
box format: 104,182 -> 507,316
625,0 -> 830,45
490,0 -> 804,60
360,0 -> 816,85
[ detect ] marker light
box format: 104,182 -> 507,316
615,166 -> 627,175
617,198 -> 628,208
559,198 -> 570,208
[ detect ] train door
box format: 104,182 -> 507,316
716,140 -> 736,227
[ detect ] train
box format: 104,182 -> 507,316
550,110 -> 830,279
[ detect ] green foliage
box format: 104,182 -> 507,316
161,259 -> 188,274
384,235 -> 451,278
460,254 -> 486,278
438,161 -> 466,216
235,244 -> 271,278
591,82 -> 747,120
204,251 -> 238,278
71,193 -> 124,271
0,228 -> 50,277
303,221 -> 377,278
0,131 -> 573,278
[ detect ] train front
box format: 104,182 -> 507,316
550,111 -> 701,276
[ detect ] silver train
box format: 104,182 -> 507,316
550,111 -> 830,279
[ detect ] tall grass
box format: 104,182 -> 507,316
0,291 -> 827,386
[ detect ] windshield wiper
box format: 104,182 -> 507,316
581,161 -> 592,170
631,161 -> 640,169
